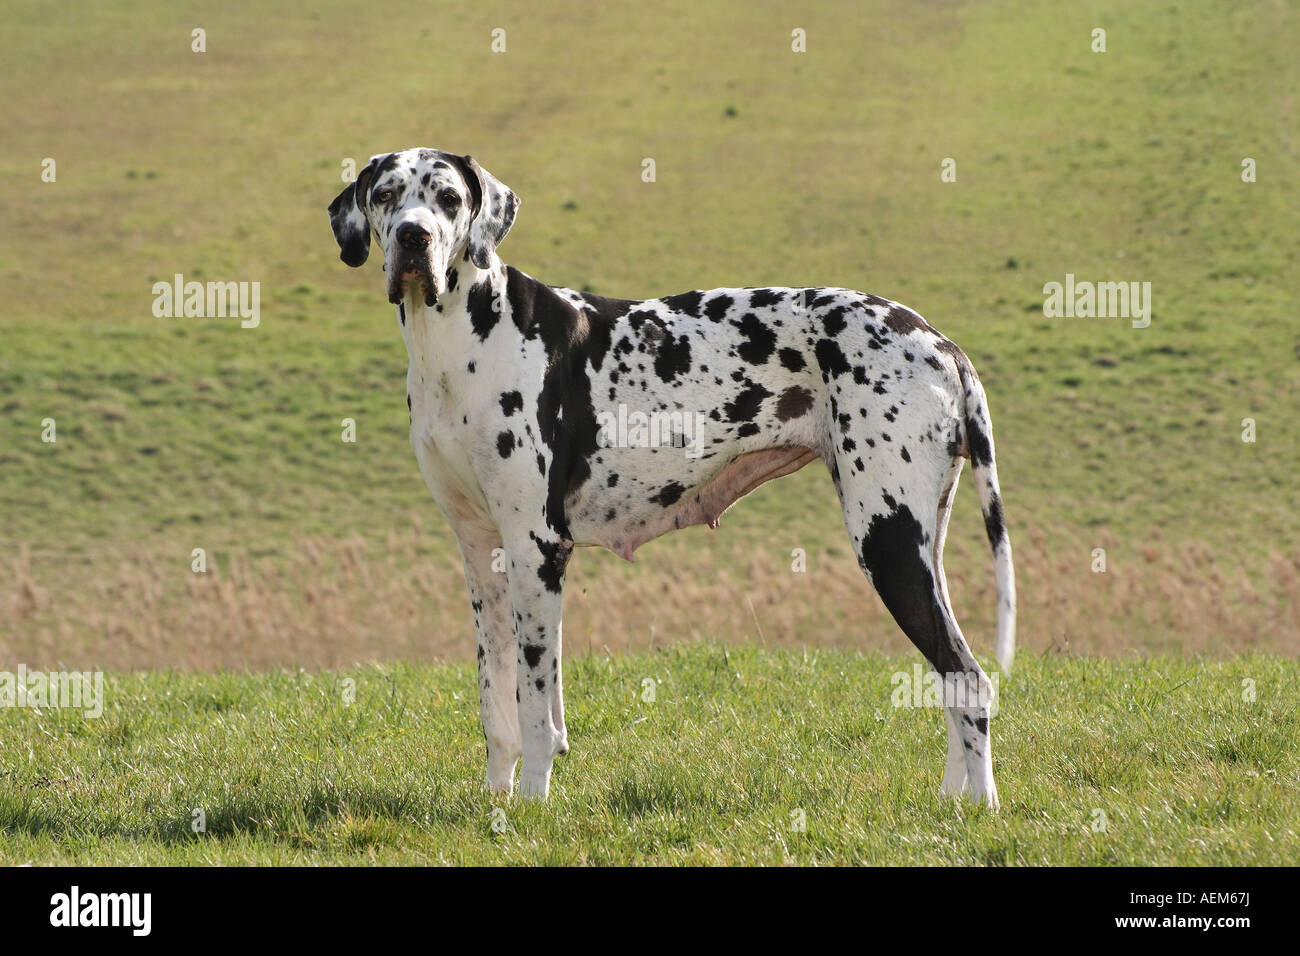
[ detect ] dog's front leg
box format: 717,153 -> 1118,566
506,531 -> 572,800
459,534 -> 523,795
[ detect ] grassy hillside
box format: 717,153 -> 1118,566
1,646 -> 1296,865
1,0 -> 1297,668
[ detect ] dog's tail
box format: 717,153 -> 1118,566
959,364 -> 1017,673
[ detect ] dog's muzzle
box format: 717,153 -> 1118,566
388,223 -> 442,307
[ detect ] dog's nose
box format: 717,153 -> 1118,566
396,223 -> 431,250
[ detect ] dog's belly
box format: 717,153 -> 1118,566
567,444 -> 820,559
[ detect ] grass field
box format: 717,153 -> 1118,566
0,0 -> 1297,865
1,645 -> 1296,865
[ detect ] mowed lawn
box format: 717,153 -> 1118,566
0,646 -> 1296,865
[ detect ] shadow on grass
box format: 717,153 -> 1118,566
0,782 -> 474,847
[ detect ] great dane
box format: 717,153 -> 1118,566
327,148 -> 1016,807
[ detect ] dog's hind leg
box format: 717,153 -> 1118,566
830,447 -> 999,809
459,532 -> 523,795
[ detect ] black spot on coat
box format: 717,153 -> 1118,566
467,280 -> 499,341
814,339 -> 851,378
507,267 -> 613,540
883,305 -> 937,336
704,294 -> 733,321
778,348 -> 806,372
661,290 -> 704,317
650,482 -> 686,506
775,385 -> 815,421
860,505 -> 962,675
734,312 -> 777,365
654,334 -> 692,382
724,382 -> 771,423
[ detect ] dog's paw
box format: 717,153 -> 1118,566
517,767 -> 552,801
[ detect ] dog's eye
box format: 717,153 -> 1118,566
438,189 -> 461,211
375,188 -> 393,203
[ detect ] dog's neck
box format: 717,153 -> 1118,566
397,250 -> 506,377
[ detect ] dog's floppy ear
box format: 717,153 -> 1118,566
327,156 -> 381,267
446,154 -> 519,269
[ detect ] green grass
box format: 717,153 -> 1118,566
2,645 -> 1296,865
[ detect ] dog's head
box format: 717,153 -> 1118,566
327,148 -> 519,306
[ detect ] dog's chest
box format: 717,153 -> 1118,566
403,311 -> 496,526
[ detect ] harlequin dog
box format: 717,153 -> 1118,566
327,148 -> 1016,807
